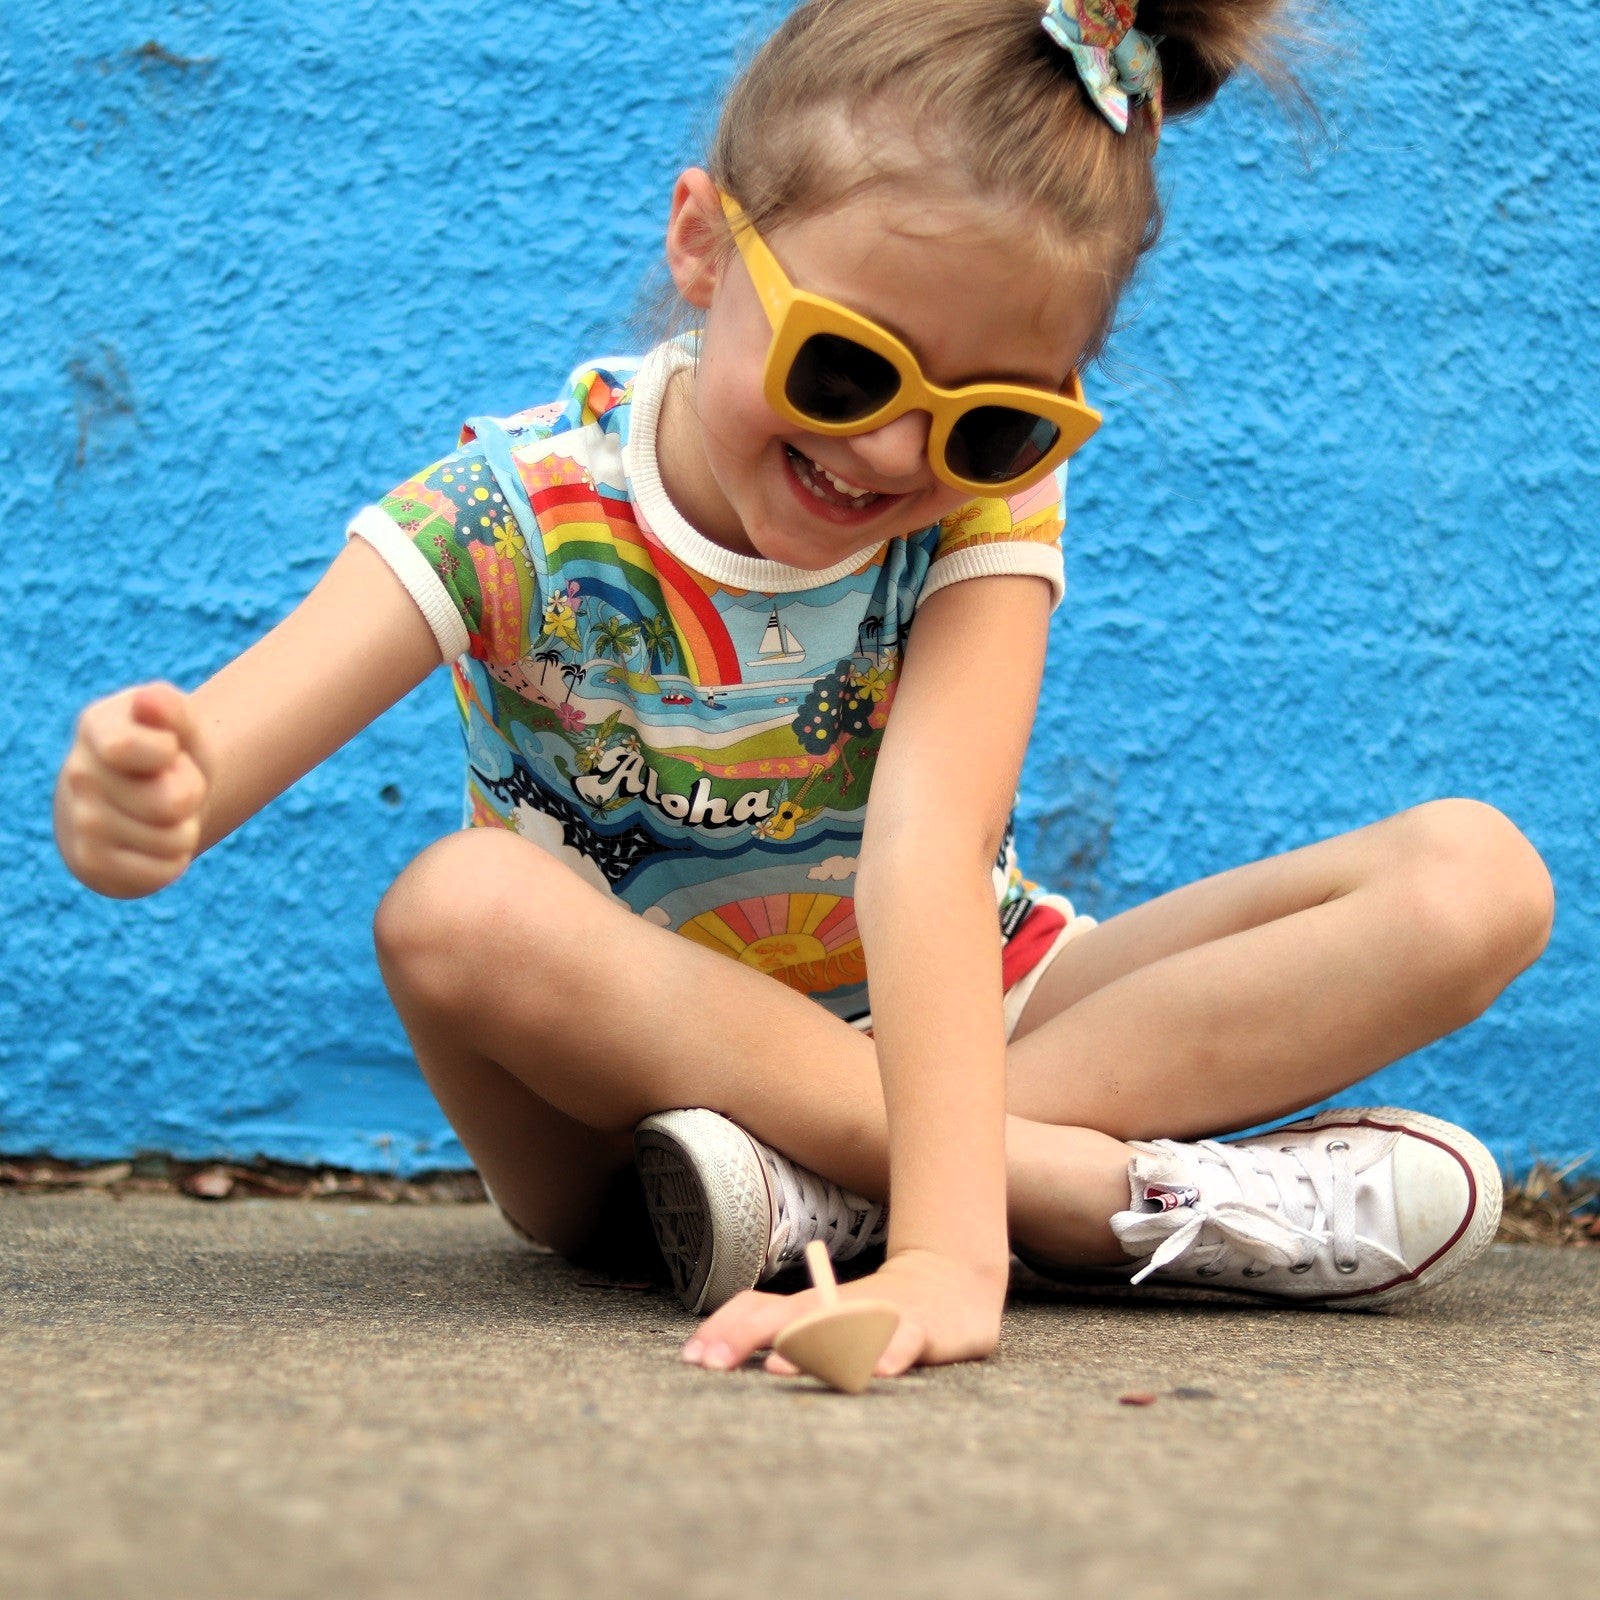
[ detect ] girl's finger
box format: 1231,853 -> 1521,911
90,844 -> 191,899
129,682 -> 197,747
88,804 -> 202,863
78,750 -> 207,828
685,1287 -> 815,1371
762,1352 -> 803,1377
80,707 -> 182,777
873,1317 -> 928,1379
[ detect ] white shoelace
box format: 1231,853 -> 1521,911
760,1145 -> 888,1277
1115,1137 -> 1359,1285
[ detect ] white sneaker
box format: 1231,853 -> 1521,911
1021,1108 -> 1502,1310
634,1108 -> 889,1315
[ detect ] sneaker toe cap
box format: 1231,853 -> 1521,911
1390,1135 -> 1478,1267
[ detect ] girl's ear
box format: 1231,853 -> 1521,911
665,168 -> 726,310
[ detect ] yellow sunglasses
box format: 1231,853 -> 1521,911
719,192 -> 1102,496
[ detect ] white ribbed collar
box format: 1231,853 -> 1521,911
622,342 -> 890,594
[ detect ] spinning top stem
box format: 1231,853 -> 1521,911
804,1240 -> 840,1303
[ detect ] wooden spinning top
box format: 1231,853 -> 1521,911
772,1241 -> 900,1394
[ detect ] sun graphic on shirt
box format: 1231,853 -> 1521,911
677,892 -> 866,997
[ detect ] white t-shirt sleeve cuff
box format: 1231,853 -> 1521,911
346,505 -> 472,663
916,542 -> 1066,612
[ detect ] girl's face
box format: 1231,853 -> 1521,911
659,167 -> 1106,569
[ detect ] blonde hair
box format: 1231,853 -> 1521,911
698,0 -> 1302,360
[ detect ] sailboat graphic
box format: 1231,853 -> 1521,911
744,606 -> 807,667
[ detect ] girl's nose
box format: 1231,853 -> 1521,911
844,410 -> 931,486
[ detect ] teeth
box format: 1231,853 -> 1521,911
789,448 -> 879,506
821,465 -> 871,496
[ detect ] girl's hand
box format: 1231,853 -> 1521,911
681,1248 -> 1008,1379
55,683 -> 211,899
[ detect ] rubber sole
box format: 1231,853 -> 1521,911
634,1109 -> 774,1316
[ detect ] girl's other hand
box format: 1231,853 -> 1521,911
681,1248 -> 1008,1380
55,683 -> 211,899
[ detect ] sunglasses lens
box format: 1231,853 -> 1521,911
946,407 -> 1061,485
786,334 -> 901,423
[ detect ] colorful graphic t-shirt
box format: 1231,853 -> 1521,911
348,341 -> 1068,1022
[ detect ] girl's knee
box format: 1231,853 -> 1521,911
1393,799 -> 1554,1001
373,828 -> 600,1010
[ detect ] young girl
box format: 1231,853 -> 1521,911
54,0 -> 1552,1381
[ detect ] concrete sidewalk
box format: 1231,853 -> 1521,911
2,1193 -> 1595,1600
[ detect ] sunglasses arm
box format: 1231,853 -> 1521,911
719,195 -> 790,331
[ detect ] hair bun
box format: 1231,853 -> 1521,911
1133,0 -> 1299,117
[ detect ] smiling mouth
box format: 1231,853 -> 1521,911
784,445 -> 886,510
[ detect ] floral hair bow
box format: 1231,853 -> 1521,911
1040,0 -> 1165,139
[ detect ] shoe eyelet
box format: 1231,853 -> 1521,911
1242,1265 -> 1270,1279
1289,1261 -> 1314,1274
1335,1259 -> 1359,1275
1326,1139 -> 1350,1153
1195,1265 -> 1225,1278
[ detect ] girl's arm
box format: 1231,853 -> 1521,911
851,571 -> 1054,1346
55,537 -> 443,898
689,570 -> 1054,1374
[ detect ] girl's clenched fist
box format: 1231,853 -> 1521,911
55,683 -> 211,899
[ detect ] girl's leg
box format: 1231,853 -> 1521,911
374,799 -> 1550,1274
373,827 -> 897,1261
367,1017 -> 642,1266
999,799 -> 1552,1262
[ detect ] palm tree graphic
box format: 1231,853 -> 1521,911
591,614 -> 642,670
857,613 -> 883,663
641,615 -> 678,676
533,648 -> 563,688
560,661 -> 587,704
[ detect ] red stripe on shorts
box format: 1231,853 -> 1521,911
1000,901 -> 1070,992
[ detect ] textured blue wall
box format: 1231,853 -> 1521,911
3,1 -> 1596,1175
